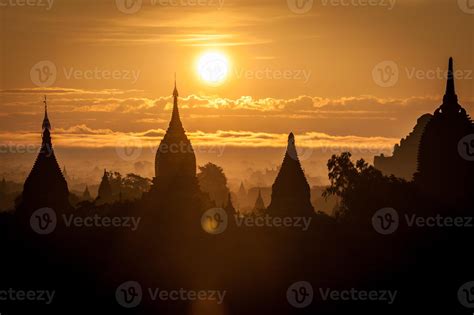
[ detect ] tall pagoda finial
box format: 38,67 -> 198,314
169,76 -> 183,130
42,95 -> 51,131
154,75 -> 196,180
446,57 -> 455,95
173,72 -> 178,98
443,57 -> 458,104
288,132 -> 295,142
286,132 -> 299,161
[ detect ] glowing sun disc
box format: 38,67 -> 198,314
197,52 -> 229,86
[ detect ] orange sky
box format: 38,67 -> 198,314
0,0 -> 473,183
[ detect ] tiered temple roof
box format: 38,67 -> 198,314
267,133 -> 314,217
415,58 -> 474,207
20,96 -> 70,211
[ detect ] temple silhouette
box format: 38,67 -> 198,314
16,96 -> 71,216
266,132 -> 314,217
414,58 -> 474,209
252,189 -> 266,214
374,114 -> 432,180
153,79 -> 197,183
2,60 -> 473,315
373,58 -> 474,211
141,79 -> 210,221
13,60 -> 473,219
97,169 -> 112,204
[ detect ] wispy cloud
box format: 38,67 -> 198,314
0,125 -> 398,152
1,87 -> 472,138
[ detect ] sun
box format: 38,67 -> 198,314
196,51 -> 230,86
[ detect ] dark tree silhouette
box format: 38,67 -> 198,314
121,173 -> 152,200
324,152 -> 412,223
197,162 -> 229,207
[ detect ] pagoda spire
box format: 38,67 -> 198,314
154,78 -> 196,181
173,72 -> 178,98
97,169 -> 112,204
170,74 -> 183,130
40,96 -> 52,153
287,132 -> 298,160
445,58 -> 456,96
42,95 -> 51,131
253,189 -> 265,213
19,96 -> 71,213
442,57 -> 459,107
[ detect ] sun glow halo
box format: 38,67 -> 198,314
196,51 -> 230,86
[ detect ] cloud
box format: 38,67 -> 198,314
0,124 -> 398,153
0,88 -> 141,96
1,86 -> 473,139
